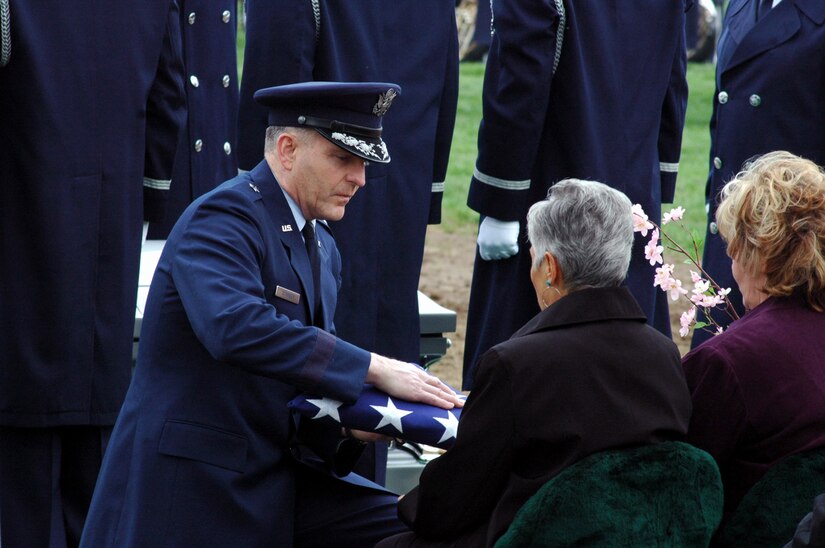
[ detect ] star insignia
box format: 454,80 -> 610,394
305,397 -> 343,422
370,397 -> 412,434
433,411 -> 459,444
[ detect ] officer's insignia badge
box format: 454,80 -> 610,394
249,183 -> 260,193
282,224 -> 293,232
372,89 -> 398,117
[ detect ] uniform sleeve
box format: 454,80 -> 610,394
399,348 -> 516,538
428,9 -> 460,225
466,0 -> 560,221
682,344 -> 749,468
172,191 -> 371,402
658,0 -> 690,204
236,0 -> 317,170
143,0 -> 187,222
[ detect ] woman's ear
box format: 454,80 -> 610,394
545,252 -> 564,287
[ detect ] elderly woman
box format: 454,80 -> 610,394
683,151 -> 825,517
378,179 -> 691,547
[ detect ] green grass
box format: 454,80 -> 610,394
441,61 -> 717,262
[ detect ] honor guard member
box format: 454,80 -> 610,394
237,0 -> 459,483
692,0 -> 825,347
462,0 -> 690,389
148,0 -> 240,239
0,2 -> 185,546
80,82 -> 463,548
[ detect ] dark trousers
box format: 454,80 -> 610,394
0,425 -> 111,548
294,464 -> 409,547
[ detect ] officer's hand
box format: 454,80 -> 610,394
366,354 -> 464,410
477,216 -> 520,261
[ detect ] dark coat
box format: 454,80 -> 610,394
80,162 -> 373,546
400,287 -> 692,546
0,1 -> 185,427
693,0 -> 825,347
148,0 -> 239,239
683,294 -> 825,514
463,0 -> 689,388
237,0 -> 459,363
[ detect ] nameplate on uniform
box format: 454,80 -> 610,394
275,286 -> 301,304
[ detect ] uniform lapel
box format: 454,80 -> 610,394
249,161 -> 318,323
715,0 -> 751,76
723,0 -> 801,74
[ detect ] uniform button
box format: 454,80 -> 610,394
222,74 -> 231,88
187,12 -> 196,24
224,142 -> 232,155
222,10 -> 231,23
194,139 -> 203,152
713,156 -> 722,169
718,91 -> 728,104
189,75 -> 199,88
749,94 -> 762,107
709,221 -> 718,235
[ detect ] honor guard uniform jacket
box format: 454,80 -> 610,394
237,0 -> 459,365
462,0 -> 689,388
0,0 -> 186,428
148,0 -> 240,239
694,0 -> 825,347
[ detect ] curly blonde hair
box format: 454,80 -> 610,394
716,151 -> 825,311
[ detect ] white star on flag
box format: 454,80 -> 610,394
370,397 -> 412,433
433,411 -> 459,444
306,397 -> 343,422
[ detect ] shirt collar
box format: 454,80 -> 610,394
277,181 -> 313,233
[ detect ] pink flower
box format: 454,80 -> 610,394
653,264 -> 675,289
662,206 -> 686,225
645,229 -> 664,265
679,307 -> 696,338
632,204 -> 654,236
690,270 -> 703,284
692,278 -> 711,295
667,278 -> 688,301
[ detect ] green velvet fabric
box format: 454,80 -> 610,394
494,441 -> 723,547
714,448 -> 825,547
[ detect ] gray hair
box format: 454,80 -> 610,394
264,125 -> 314,154
527,178 -> 634,290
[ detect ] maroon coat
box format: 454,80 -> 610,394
684,293 -> 825,514
399,287 -> 691,545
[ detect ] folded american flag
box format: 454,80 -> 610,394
288,385 -> 466,450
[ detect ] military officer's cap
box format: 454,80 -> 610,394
254,81 -> 401,164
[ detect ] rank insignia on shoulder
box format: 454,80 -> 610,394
249,183 -> 260,193
281,224 -> 293,232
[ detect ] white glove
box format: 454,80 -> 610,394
477,216 -> 520,261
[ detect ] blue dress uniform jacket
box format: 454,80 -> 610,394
0,1 -> 185,427
237,0 -> 459,364
81,161 -> 373,546
148,0 -> 240,239
463,0 -> 689,388
693,0 -> 825,347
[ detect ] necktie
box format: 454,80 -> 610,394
302,222 -> 322,320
